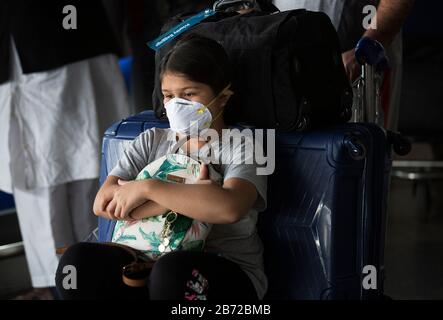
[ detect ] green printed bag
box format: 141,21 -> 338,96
112,153 -> 221,260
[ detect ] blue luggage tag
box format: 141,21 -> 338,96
148,9 -> 216,51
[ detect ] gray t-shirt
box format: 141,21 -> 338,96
109,127 -> 268,299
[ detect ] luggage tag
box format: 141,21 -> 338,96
148,9 -> 216,51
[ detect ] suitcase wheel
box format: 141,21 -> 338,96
345,136 -> 367,160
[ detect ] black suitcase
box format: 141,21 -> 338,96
258,123 -> 391,299
98,111 -> 391,300
151,9 -> 353,132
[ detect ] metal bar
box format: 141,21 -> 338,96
0,208 -> 16,217
374,73 -> 384,126
364,64 -> 376,123
351,66 -> 366,123
0,242 -> 24,259
392,170 -> 443,180
393,160 -> 443,168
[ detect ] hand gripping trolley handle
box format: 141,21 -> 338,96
353,37 -> 411,156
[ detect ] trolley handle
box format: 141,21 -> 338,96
355,37 -> 390,72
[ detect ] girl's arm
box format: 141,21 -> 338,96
126,201 -> 170,220
112,177 -> 258,224
93,175 -> 121,220
145,178 -> 258,224
99,177 -> 169,221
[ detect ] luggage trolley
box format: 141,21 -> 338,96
352,37 -> 411,156
352,37 -> 389,126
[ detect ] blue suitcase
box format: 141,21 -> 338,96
98,110 -> 391,300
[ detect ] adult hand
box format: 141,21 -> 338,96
342,48 -> 361,83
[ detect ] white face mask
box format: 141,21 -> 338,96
164,85 -> 233,136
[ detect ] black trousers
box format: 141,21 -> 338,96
55,242 -> 258,300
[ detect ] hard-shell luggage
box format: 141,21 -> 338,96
258,122 -> 391,299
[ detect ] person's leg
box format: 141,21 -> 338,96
386,33 -> 403,132
66,179 -> 99,242
49,179 -> 98,248
13,172 -> 96,298
55,242 -> 149,300
7,57 -> 59,297
149,251 -> 258,300
0,80 -> 12,193
47,183 -> 76,249
13,186 -> 59,289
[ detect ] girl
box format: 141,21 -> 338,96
55,34 -> 268,300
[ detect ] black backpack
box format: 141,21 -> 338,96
152,9 -> 353,132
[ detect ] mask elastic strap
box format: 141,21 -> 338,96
206,84 -> 234,123
205,84 -> 233,109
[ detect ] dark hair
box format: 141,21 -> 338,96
159,34 -> 232,95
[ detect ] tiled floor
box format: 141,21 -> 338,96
384,178 -> 443,299
0,255 -> 32,299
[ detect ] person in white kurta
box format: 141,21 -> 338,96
273,0 -> 414,131
0,38 -> 130,295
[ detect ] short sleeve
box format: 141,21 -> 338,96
222,137 -> 268,212
224,163 -> 268,212
108,129 -> 154,180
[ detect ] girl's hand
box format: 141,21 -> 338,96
118,179 -> 130,186
194,163 -> 214,185
108,180 -> 150,220
93,176 -> 120,220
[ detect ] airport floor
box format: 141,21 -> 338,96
384,178 -> 443,299
384,142 -> 443,299
1,144 -> 443,300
